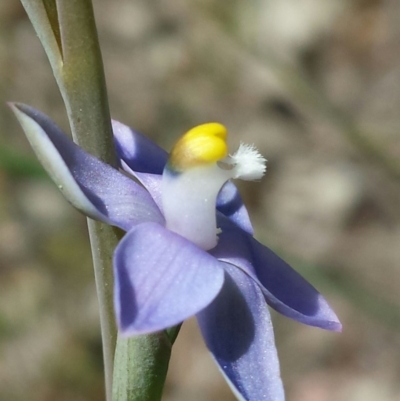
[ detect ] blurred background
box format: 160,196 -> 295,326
1,0 -> 400,400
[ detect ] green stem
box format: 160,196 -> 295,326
19,2 -> 177,400
55,0 -> 116,161
19,0 -> 115,159
112,333 -> 173,401
19,1 -> 117,399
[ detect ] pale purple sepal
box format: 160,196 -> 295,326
217,181 -> 253,235
112,120 -> 167,174
212,218 -> 342,331
114,222 -> 225,335
120,162 -> 163,210
249,238 -> 341,331
112,120 -> 253,232
11,103 -> 164,231
197,263 -> 285,401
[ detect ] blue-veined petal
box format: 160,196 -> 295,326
120,162 -> 163,210
10,103 -> 164,230
211,217 -> 342,331
112,120 -> 167,174
197,263 -> 284,401
114,222 -> 225,335
249,238 -> 341,331
112,120 -> 253,232
217,181 -> 253,235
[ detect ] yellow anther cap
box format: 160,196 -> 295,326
168,123 -> 228,172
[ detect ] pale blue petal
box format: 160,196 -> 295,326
197,264 -> 284,401
217,181 -> 253,235
114,222 -> 225,335
120,163 -> 163,210
212,218 -> 342,331
112,120 -> 167,174
10,103 -> 164,231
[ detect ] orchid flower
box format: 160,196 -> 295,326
11,103 -> 341,401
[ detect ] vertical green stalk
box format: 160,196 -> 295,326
19,2 -> 176,400
52,4 -> 119,397
112,334 -> 172,401
112,325 -> 181,401
19,1 -> 118,399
